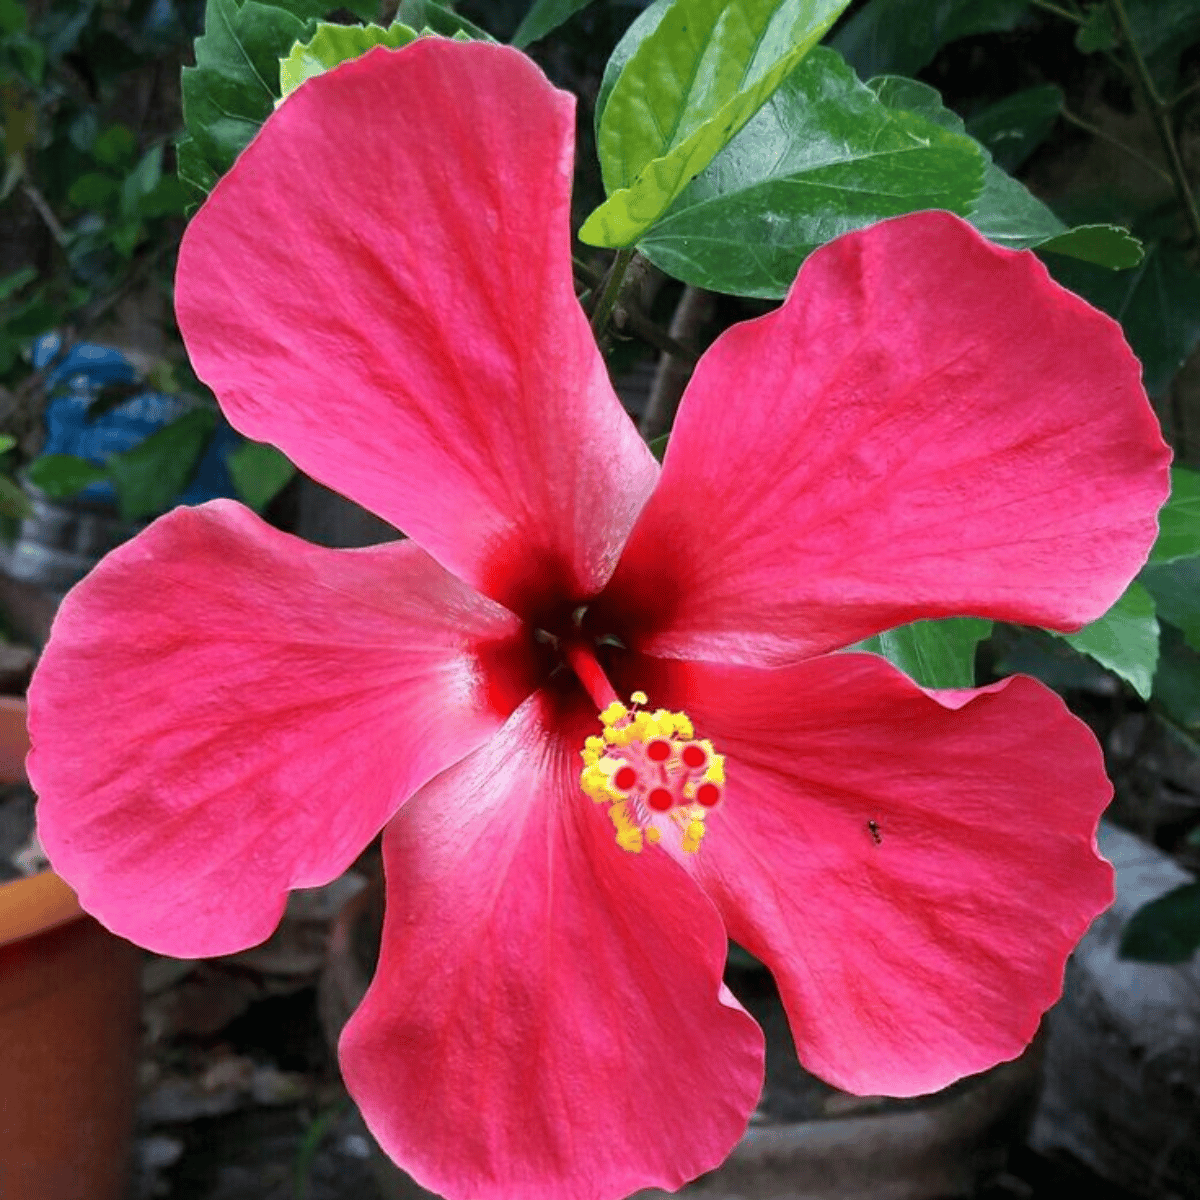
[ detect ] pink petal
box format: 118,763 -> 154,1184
28,501 -> 537,958
175,42 -> 657,621
598,211 -> 1171,664
625,651 -> 1113,1096
340,690 -> 764,1200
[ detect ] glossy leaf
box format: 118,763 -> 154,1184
580,0 -> 852,248
512,0 -> 595,47
108,408 -> 218,521
1056,581 -> 1159,700
177,135 -> 218,200
228,440 -> 296,512
636,47 -> 985,298
180,0 -> 312,192
1150,466 -> 1200,563
870,76 -> 1142,269
594,0 -> 669,130
1119,882 -> 1200,963
1049,242 -> 1200,397
1140,557 -> 1200,654
279,22 -> 417,97
855,617 -> 992,689
26,454 -> 108,499
831,0 -> 1029,79
964,84 -> 1062,173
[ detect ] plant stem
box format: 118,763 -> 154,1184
589,247 -> 636,339
1027,0 -> 1082,24
573,257 -> 698,364
640,285 -> 713,440
21,181 -> 67,247
1108,0 -> 1200,248
1060,106 -> 1174,184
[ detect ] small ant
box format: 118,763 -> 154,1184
867,819 -> 882,845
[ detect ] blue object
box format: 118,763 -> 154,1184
33,333 -> 239,508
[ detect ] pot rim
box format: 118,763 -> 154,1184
0,694 -> 83,946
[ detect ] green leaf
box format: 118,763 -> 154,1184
1154,622 -> 1200,732
269,0 -> 377,19
1055,581 -> 1159,700
279,21 -> 417,97
0,0 -> 27,35
869,76 -> 1143,269
1140,557 -> 1200,653
0,265 -> 36,300
25,454 -> 109,499
647,433 -> 669,461
1075,3 -> 1116,52
121,143 -> 164,217
108,408 -> 218,520
1048,242 -> 1200,397
227,440 -> 296,511
512,0 -> 595,47
1119,882 -> 1200,963
68,171 -> 119,210
595,0 -> 670,131
831,0 -> 1029,79
0,473 -> 29,519
394,0 -> 493,39
1123,0 -> 1200,93
176,134 -> 219,201
964,83 -> 1062,173
0,435 -> 14,454
580,0 -> 852,248
139,175 -> 192,219
855,617 -> 991,689
637,47 -> 985,298
93,123 -> 137,168
1150,466 -> 1200,563
181,0 -> 312,190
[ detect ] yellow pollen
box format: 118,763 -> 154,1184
579,692 -> 726,856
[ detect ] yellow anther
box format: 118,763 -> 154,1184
609,800 -> 643,853
681,818 -> 706,854
705,756 -> 725,785
581,764 -> 610,802
646,826 -> 661,844
599,702 -> 628,727
630,690 -> 648,705
617,828 -> 644,853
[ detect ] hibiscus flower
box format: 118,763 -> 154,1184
29,38 -> 1169,1200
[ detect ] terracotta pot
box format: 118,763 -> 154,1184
0,697 -> 142,1200
320,874 -> 1043,1200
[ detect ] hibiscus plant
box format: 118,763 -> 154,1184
19,1 -> 1198,1198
